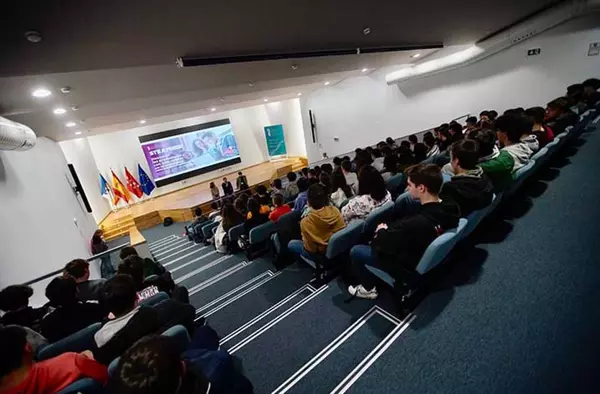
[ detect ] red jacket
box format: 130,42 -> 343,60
269,205 -> 291,222
1,353 -> 108,394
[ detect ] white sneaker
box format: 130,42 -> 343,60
348,284 -> 378,299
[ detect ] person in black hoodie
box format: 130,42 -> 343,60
439,139 -> 494,217
93,275 -> 196,365
544,97 -> 578,135
0,285 -> 47,331
348,164 -> 460,299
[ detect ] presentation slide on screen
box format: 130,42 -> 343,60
139,120 -> 241,186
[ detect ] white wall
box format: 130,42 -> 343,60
68,98 -> 306,212
300,15 -> 600,162
0,137 -> 98,306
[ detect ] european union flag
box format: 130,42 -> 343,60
138,164 -> 155,196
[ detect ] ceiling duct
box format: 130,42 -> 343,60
386,0 -> 600,84
0,116 -> 37,151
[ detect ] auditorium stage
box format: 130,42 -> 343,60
100,157 -> 307,240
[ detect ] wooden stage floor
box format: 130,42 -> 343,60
100,157 -> 306,239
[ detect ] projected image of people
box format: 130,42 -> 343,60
139,120 -> 241,186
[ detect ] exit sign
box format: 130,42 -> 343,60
527,48 -> 541,56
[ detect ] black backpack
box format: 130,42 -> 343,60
163,217 -> 173,226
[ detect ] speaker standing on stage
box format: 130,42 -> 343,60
222,177 -> 234,196
209,182 -> 220,201
236,171 -> 249,191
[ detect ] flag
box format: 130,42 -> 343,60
125,166 -> 143,198
111,170 -> 131,205
99,173 -> 112,201
138,164 -> 155,196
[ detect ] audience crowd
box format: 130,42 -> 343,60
0,78 -> 598,393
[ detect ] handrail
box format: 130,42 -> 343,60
21,242 -> 130,286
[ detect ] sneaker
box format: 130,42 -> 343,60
348,284 -> 378,300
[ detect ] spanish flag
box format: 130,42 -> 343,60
111,170 -> 131,205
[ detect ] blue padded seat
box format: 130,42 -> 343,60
385,173 -> 405,196
506,160 -> 536,196
296,220 -> 365,270
249,220 -> 278,244
37,323 -> 102,361
461,194 -> 496,240
530,147 -> 548,171
363,201 -> 395,237
56,378 -> 104,394
227,222 -> 245,245
272,210 -> 301,255
139,291 -> 169,307
365,218 -> 468,285
201,220 -> 220,239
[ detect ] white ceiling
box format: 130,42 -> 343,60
0,0 -> 559,141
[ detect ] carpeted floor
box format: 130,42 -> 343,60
136,120 -> 600,393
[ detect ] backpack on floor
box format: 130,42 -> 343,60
163,217 -> 174,226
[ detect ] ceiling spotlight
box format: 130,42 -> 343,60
363,27 -> 371,35
74,131 -> 82,135
24,30 -> 42,43
211,108 -> 216,112
53,107 -> 67,115
411,53 -> 421,58
71,106 -> 79,111
361,68 -> 368,72
65,121 -> 76,127
139,119 -> 146,124
220,97 -> 226,102
291,64 -> 299,70
248,82 -> 254,87
61,86 -> 71,94
324,81 -> 330,86
297,93 -> 302,96
263,98 -> 269,102
32,88 -> 51,98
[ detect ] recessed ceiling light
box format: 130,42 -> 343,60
65,121 -> 76,127
324,81 -> 330,86
297,93 -> 302,96
263,98 -> 269,102
32,88 -> 51,98
60,86 -> 71,94
411,53 -> 421,58
363,27 -> 371,35
24,31 -> 42,43
248,82 -> 254,87
71,106 -> 79,111
291,64 -> 299,70
211,108 -> 216,112
74,131 -> 82,135
53,107 -> 67,115
361,68 -> 368,73
139,119 -> 146,124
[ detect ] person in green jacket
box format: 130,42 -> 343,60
470,128 -> 514,192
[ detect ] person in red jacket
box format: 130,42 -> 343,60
269,193 -> 291,222
0,326 -> 108,394
525,107 -> 555,148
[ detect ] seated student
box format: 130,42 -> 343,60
307,168 -> 317,182
397,145 -> 416,172
213,203 -> 243,253
269,193 -> 291,222
63,259 -> 106,302
221,177 -> 234,196
330,169 -> 354,208
412,142 -> 427,162
566,83 -> 587,114
381,154 -> 398,181
41,277 -> 106,343
234,196 -> 248,218
0,326 -> 108,394
207,202 -> 220,220
582,78 -> 600,108
185,207 -> 209,242
0,285 -> 47,332
321,163 -> 334,176
288,184 -> 345,259
342,165 -> 392,224
386,136 -> 398,149
469,128 -> 514,192
270,178 -> 284,197
243,197 -> 270,235
254,184 -> 271,206
117,255 -> 187,303
332,156 -> 342,171
464,116 -> 478,136
293,177 -> 310,212
371,148 -> 385,172
488,110 -> 498,121
525,107 -> 555,148
93,275 -> 195,365
423,133 -> 440,158
319,172 -> 332,195
348,164 -> 460,299
544,97 -> 578,134
236,171 -> 249,191
448,122 -> 464,143
353,150 -> 374,173
439,140 -> 494,217
495,114 -> 534,171
119,246 -> 166,278
341,159 -> 359,194
284,171 -> 299,201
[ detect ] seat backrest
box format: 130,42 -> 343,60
139,291 -> 169,307
36,322 -> 102,361
530,147 -> 548,163
161,324 -> 190,353
514,160 -> 536,182
249,220 -> 278,244
56,378 -> 104,394
326,219 -> 365,259
228,222 -> 246,243
363,201 -> 395,236
385,173 -> 405,195
201,220 -> 220,238
415,218 -> 467,274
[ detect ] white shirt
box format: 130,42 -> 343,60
94,307 -> 140,348
344,172 -> 359,194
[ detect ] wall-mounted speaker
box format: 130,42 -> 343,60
67,164 -> 92,213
